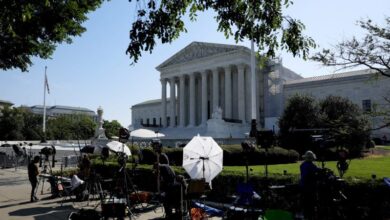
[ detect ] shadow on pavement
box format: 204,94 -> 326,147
0,201 -> 31,209
8,204 -> 75,217
0,177 -> 27,186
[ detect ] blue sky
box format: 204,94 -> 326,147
0,0 -> 388,127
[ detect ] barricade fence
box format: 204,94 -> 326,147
130,138 -> 246,148
0,153 -> 80,170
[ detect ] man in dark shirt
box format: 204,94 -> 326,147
28,156 -> 40,202
300,150 -> 319,220
154,155 -> 180,219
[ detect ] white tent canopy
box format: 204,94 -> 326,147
130,128 -> 165,139
182,135 -> 223,185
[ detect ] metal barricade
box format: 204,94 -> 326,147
62,155 -> 80,168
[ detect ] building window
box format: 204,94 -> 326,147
153,118 -> 156,126
167,117 -> 170,126
362,99 -> 371,112
147,118 -> 150,126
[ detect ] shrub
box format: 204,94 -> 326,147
279,94 -> 371,156
89,163 -> 390,219
366,139 -> 376,148
137,145 -> 299,166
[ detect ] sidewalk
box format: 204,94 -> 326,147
0,168 -> 166,220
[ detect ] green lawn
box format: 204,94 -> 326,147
94,155 -> 390,180
376,145 -> 390,151
222,155 -> 390,179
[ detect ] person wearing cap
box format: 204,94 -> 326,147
300,150 -> 319,220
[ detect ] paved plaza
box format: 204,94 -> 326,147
0,167 -> 166,220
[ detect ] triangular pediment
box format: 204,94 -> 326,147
157,42 -> 246,70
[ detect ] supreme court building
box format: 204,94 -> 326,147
131,42 -> 390,139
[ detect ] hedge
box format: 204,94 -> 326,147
87,163 -> 390,219
134,145 -> 299,166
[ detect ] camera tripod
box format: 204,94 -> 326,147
38,155 -> 53,195
110,152 -> 144,219
84,170 -> 104,206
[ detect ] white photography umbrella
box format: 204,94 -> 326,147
183,135 -> 223,186
106,141 -> 131,156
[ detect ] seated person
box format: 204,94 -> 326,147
79,155 -> 91,179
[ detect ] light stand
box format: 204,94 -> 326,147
154,131 -> 162,196
241,142 -> 255,183
117,127 -> 144,217
250,121 -> 274,178
199,156 -> 209,181
29,143 -> 33,163
152,140 -> 162,196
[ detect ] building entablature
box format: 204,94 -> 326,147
284,70 -> 381,90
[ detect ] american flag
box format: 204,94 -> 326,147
45,72 -> 50,94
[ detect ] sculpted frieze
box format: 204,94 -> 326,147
159,43 -> 240,68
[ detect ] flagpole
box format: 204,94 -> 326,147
249,6 -> 258,138
42,66 -> 47,143
251,39 -> 256,121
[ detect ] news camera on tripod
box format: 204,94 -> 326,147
39,146 -> 55,174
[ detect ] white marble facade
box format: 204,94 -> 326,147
131,42 -> 390,139
131,42 -> 301,138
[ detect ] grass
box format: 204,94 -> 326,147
376,145 -> 390,151
91,155 -> 390,180
223,155 -> 390,179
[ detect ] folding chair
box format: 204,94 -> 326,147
60,175 -> 86,206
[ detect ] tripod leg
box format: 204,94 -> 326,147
34,179 -> 40,198
126,172 -> 146,209
40,178 -> 45,195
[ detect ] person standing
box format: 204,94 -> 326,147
154,155 -> 179,219
300,151 -> 319,220
28,156 -> 40,202
80,155 -> 91,179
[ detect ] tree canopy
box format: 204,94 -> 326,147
0,107 -> 97,140
2,0 -> 315,71
278,94 -> 370,156
127,0 -> 315,63
312,17 -> 390,77
103,120 -> 122,139
0,0 -> 104,72
319,96 -> 371,155
48,115 -> 96,140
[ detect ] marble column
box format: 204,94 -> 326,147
224,65 -> 232,119
237,64 -> 246,123
189,73 -> 196,126
201,71 -> 208,125
212,68 -> 219,112
179,75 -> 186,127
161,78 -> 167,127
169,77 -> 176,127
245,66 -> 251,122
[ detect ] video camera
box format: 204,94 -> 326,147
311,134 -> 335,149
151,139 -> 162,154
252,130 -> 274,149
12,145 -> 24,157
119,127 -> 130,143
40,146 -> 55,157
241,141 -> 255,153
117,152 -> 128,167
